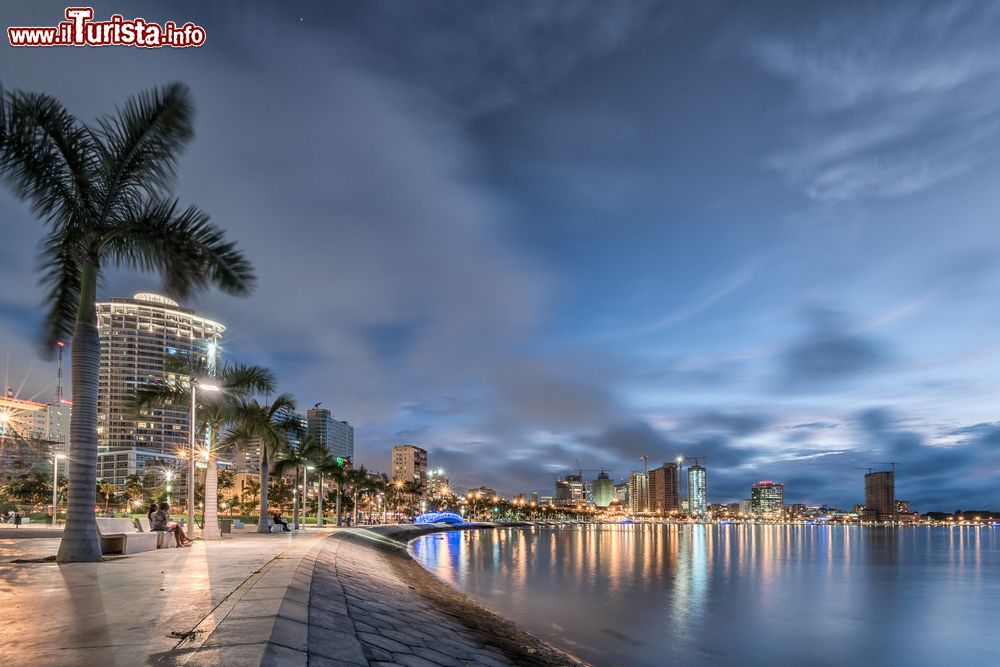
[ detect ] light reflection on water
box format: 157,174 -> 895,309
409,525 -> 1000,667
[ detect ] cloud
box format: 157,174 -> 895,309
748,2 -> 1000,201
778,308 -> 890,389
324,1 -> 668,117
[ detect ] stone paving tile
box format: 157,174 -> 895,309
261,642 -> 307,666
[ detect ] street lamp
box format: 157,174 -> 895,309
52,453 -> 66,526
189,382 -> 220,537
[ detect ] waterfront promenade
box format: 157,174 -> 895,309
0,524 -> 582,667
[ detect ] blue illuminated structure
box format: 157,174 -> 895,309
415,511 -> 464,525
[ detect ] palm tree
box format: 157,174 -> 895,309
221,394 -> 298,532
0,83 -> 255,562
132,358 -> 274,539
98,482 -> 118,513
325,463 -> 351,527
272,434 -> 324,530
401,480 -> 424,519
241,477 -> 260,517
124,474 -> 146,513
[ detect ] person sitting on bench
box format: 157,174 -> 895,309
153,502 -> 193,546
272,511 -> 289,532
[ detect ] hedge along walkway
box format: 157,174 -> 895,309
258,525 -> 587,667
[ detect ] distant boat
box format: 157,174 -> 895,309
620,518 -> 635,524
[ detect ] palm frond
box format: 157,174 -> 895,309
101,197 -> 255,299
93,81 -> 194,221
36,229 -> 84,356
0,87 -> 96,229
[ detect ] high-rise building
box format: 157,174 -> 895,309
751,480 -> 784,515
391,444 -> 428,490
591,471 -> 615,508
96,293 -> 224,486
615,481 -> 629,504
864,470 -> 897,522
648,462 -> 681,513
428,469 -> 451,498
687,464 -> 708,514
307,406 -> 354,459
555,474 -> 586,506
628,471 -> 648,513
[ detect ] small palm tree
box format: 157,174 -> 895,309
124,474 -> 146,512
241,477 -> 261,517
98,482 -> 118,513
273,434 -> 326,530
0,83 -> 255,562
221,394 -> 298,532
132,358 -> 275,538
325,463 -> 351,526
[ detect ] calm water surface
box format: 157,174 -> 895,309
410,525 -> 1000,667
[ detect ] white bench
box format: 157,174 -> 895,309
134,517 -> 177,548
96,518 -> 159,555
233,519 -> 245,529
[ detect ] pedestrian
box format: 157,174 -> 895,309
13,511 -> 22,528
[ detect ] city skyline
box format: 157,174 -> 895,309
4,1 -> 1000,507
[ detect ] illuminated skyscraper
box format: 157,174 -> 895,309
863,470 -> 897,522
751,480 -> 784,515
392,444 -> 428,490
628,471 -> 648,513
687,464 -> 707,514
648,462 -> 681,513
96,293 -> 224,486
307,406 -> 354,459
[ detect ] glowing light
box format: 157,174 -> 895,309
198,383 -> 221,392
415,511 -> 464,525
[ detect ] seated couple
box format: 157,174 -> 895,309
147,503 -> 193,547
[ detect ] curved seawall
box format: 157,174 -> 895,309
289,524 -> 587,666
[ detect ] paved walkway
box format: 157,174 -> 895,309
2,525 -> 583,667
0,527 -> 329,667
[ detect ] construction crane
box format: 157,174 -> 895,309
873,462 -> 901,472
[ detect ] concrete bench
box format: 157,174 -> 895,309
134,517 -> 177,548
233,519 -> 245,529
96,517 -> 159,555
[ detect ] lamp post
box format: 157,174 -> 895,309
189,382 -> 220,537
52,453 -> 65,526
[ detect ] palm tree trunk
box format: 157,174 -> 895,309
336,486 -> 342,527
257,448 -> 270,533
57,263 -> 103,563
293,466 -> 300,530
317,473 -> 324,527
352,491 -> 359,525
202,452 -> 221,539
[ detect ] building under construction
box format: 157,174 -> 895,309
863,470 -> 897,522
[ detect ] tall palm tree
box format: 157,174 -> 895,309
273,434 -> 324,530
402,479 -> 424,519
132,358 -> 274,539
0,83 -> 255,562
325,462 -> 352,527
221,394 -> 298,532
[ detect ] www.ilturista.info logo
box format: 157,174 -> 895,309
8,7 -> 205,48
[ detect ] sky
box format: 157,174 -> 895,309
2,1 -> 1000,510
